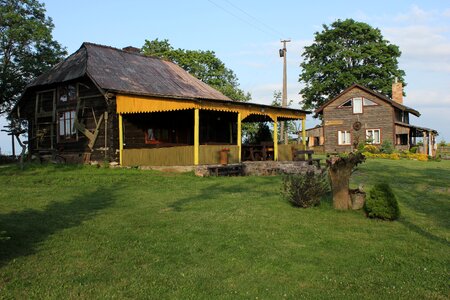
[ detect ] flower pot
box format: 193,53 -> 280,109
219,150 -> 229,165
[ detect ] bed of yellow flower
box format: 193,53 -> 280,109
362,151 -> 429,160
0,159 -> 448,299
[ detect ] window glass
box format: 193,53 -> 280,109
147,129 -> 155,141
338,130 -> 351,145
341,99 -> 352,107
353,98 -> 363,113
59,110 -> 76,139
374,130 -> 380,144
366,129 -> 381,144
363,98 -> 377,106
58,85 -> 77,103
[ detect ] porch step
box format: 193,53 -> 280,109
206,164 -> 244,177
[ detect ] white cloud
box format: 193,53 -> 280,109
384,25 -> 450,73
444,9 -> 450,18
406,89 -> 450,107
394,5 -> 435,23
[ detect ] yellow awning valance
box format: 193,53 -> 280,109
116,94 -> 305,121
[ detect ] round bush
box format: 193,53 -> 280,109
364,183 -> 400,220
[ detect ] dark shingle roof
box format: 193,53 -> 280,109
28,42 -> 231,101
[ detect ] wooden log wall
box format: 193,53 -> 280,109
20,76 -> 117,163
322,87 -> 394,153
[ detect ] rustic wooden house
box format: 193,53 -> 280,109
306,83 -> 438,155
13,42 -> 308,165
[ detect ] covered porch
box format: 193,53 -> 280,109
116,95 -> 308,166
395,122 -> 438,156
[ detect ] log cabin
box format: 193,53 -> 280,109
12,42 -> 309,165
306,83 -> 438,155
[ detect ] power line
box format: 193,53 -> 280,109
223,0 -> 285,38
207,0 -> 284,39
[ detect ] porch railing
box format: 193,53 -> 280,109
122,145 -> 239,166
123,146 -> 194,166
199,145 -> 239,165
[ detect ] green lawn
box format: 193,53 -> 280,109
0,159 -> 449,299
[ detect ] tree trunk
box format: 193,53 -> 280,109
326,152 -> 365,210
329,166 -> 352,210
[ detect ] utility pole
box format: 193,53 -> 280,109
279,39 -> 290,144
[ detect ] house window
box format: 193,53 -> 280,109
341,99 -> 352,107
366,129 -> 381,144
36,90 -> 55,113
339,97 -> 378,111
58,84 -> 77,103
59,110 -> 76,139
338,130 -> 351,145
363,98 -> 377,106
145,128 -> 170,144
353,97 -> 363,114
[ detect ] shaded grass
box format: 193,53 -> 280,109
0,160 -> 448,299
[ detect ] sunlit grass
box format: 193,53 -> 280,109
0,160 -> 448,298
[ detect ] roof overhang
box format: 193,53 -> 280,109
115,94 -> 310,122
395,121 -> 438,135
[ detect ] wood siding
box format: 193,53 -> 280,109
123,146 -> 194,166
199,145 -> 239,164
323,87 -> 395,153
21,76 -> 113,163
277,144 -> 304,161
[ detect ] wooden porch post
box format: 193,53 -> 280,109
118,113 -> 123,165
273,117 -> 278,161
302,118 -> 306,149
237,112 -> 242,162
428,131 -> 433,156
194,108 -> 199,165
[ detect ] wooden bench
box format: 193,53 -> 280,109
292,149 -> 321,168
242,143 -> 274,161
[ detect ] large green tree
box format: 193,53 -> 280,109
299,19 -> 405,111
141,39 -> 251,102
0,0 -> 66,114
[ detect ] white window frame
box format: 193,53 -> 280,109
353,97 -> 363,114
58,110 -> 76,140
338,130 -> 351,145
366,129 -> 381,144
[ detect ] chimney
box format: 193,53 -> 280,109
122,46 -> 141,54
392,77 -> 403,104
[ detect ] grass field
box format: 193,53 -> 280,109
0,159 -> 449,299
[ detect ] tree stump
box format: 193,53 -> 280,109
327,152 -> 365,210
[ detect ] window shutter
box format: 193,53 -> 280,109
353,98 -> 363,113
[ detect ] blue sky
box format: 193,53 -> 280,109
1,0 -> 449,154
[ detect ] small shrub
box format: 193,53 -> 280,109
380,140 -> 394,154
282,170 -> 329,208
439,140 -> 446,147
363,145 -> 379,154
409,146 -> 418,154
357,142 -> 365,152
364,183 -> 400,220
